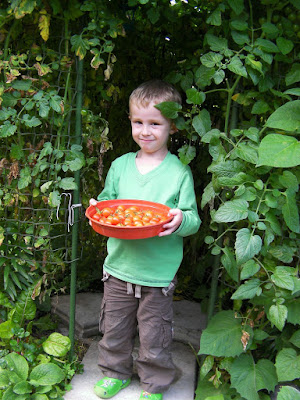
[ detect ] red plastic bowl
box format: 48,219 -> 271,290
85,199 -> 172,239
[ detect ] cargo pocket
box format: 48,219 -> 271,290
99,299 -> 106,334
162,311 -> 173,348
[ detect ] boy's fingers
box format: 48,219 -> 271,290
89,198 -> 98,206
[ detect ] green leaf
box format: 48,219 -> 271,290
186,88 -> 205,105
48,190 -> 61,208
201,52 -> 223,68
227,0 -> 244,15
276,37 -> 294,55
282,189 -> 300,233
200,355 -> 214,380
271,267 -> 294,291
268,244 -> 296,264
279,171 -> 299,192
29,363 -> 65,386
290,330 -> 300,349
240,259 -> 260,280
178,144 -> 196,165
268,304 -> 287,331
235,228 -> 262,265
0,320 -> 15,339
214,199 -> 248,223
206,9 -> 222,26
277,386 -> 300,400
192,109 -> 211,137
221,246 -> 239,282
284,88 -> 300,96
199,310 -> 246,357
227,56 -> 247,77
154,101 -> 182,119
10,144 -> 24,160
231,354 -> 277,400
285,63 -> 300,86
264,101 -> 300,133
18,166 -> 32,190
5,353 -> 29,382
201,182 -> 215,210
205,34 -> 228,52
58,177 -> 77,190
231,279 -> 261,300
22,114 -> 42,127
275,348 -> 300,382
255,38 -> 279,53
42,333 -> 71,357
251,100 -> 270,115
13,380 -> 32,394
13,291 -> 36,324
11,79 -> 32,91
0,368 -> 10,387
70,34 -> 90,59
147,7 -> 159,24
286,299 -> 300,325
258,134 -> 300,168
0,122 -> 17,138
234,143 -> 258,164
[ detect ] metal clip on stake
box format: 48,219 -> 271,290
56,192 -> 82,232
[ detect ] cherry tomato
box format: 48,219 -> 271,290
111,216 -> 120,225
133,221 -> 143,227
93,213 -> 100,221
102,207 -> 113,218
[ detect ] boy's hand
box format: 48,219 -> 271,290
89,198 -> 98,206
158,209 -> 183,237
88,198 -> 98,226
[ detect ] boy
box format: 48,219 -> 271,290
90,79 -> 201,400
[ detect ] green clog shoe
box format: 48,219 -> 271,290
94,377 -> 131,398
139,390 -> 163,400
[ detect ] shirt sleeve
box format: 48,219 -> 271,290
173,166 -> 201,237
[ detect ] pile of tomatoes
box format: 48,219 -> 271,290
92,205 -> 170,227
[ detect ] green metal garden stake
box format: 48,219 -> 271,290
69,57 -> 84,361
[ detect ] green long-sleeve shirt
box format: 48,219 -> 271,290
97,151 -> 201,287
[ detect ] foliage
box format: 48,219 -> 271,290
0,287 -> 83,399
1,0 -> 300,398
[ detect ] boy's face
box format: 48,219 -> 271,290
129,100 -> 176,158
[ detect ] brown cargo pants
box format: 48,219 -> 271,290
97,273 -> 177,393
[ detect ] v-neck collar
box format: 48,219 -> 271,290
131,151 -> 171,183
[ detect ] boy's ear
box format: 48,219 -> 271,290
170,122 -> 178,135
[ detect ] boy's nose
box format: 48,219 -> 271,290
141,125 -> 151,135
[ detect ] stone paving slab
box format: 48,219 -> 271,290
51,292 -> 207,350
64,338 -> 197,400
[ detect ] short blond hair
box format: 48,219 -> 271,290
129,79 -> 182,109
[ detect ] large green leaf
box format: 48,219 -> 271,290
213,199 -> 248,223
268,304 -> 288,331
235,228 -> 262,265
29,363 -> 65,386
42,332 -> 71,357
277,386 -> 300,400
154,101 -> 182,119
13,291 -> 36,325
199,310 -> 247,357
231,279 -> 261,300
275,348 -> 300,382
264,101 -> 300,133
5,353 -> 29,383
258,134 -> 300,167
231,354 -> 277,400
271,267 -> 295,291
